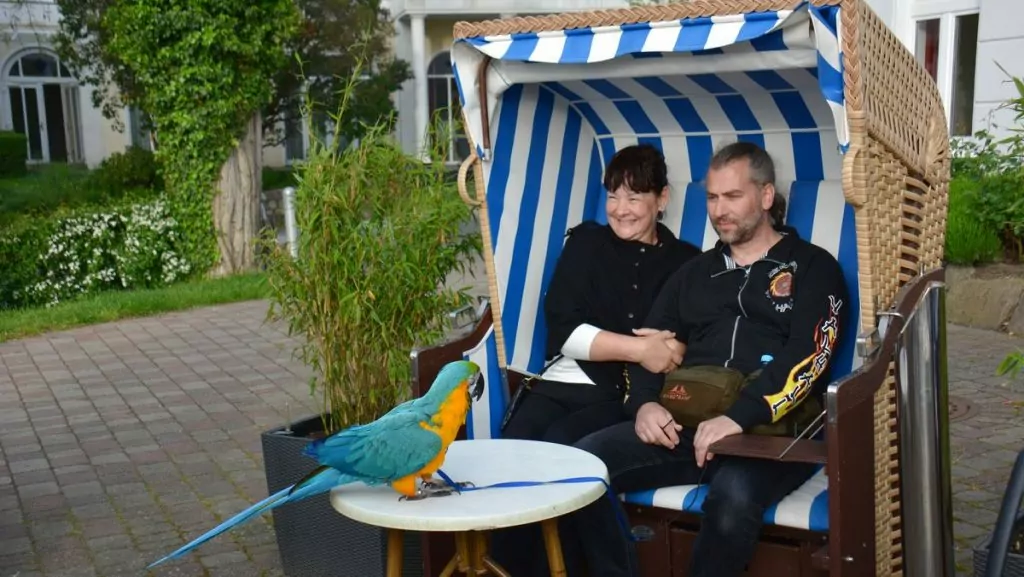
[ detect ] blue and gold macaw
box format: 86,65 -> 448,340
147,360 -> 484,569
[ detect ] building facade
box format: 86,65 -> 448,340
0,0 -> 1021,169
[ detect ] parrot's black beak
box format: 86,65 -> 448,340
470,371 -> 484,402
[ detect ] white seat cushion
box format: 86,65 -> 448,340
620,466 -> 829,532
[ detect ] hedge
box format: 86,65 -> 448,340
0,194 -> 192,310
0,131 -> 28,178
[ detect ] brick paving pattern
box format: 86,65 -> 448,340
0,297 -> 1021,576
0,302 -> 316,577
947,325 -> 1024,575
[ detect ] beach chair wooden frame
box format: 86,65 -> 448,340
410,0 -> 950,575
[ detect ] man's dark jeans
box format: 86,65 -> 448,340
566,420 -> 819,577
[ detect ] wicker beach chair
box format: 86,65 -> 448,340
411,0 -> 951,575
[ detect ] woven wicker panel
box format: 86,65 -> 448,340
923,111 -> 952,266
876,368 -> 901,576
860,138 -> 948,577
842,0 -> 950,571
453,0 -> 840,39
854,0 -> 946,180
873,365 -> 903,576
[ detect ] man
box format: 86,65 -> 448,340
565,141 -> 850,577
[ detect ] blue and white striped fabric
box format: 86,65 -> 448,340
452,2 -> 848,159
450,2 -> 858,533
463,11 -> 796,63
461,326 -> 506,440
621,466 -> 830,532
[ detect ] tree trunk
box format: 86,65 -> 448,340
212,112 -> 262,276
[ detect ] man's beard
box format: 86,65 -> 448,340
714,212 -> 764,245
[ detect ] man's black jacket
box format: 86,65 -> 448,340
624,227 -> 850,431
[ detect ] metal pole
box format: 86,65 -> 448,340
985,449 -> 1024,577
282,186 -> 298,259
895,280 -> 955,577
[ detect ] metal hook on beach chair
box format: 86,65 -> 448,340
777,409 -> 828,460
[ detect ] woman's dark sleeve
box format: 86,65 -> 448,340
543,225 -> 598,359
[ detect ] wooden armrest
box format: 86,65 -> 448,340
709,435 -> 827,464
811,545 -> 830,571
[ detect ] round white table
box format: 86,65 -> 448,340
330,438 -> 609,577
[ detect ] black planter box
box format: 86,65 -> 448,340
973,511 -> 1024,577
261,414 -> 424,577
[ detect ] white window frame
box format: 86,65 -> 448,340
427,50 -> 469,165
1,47 -> 83,164
910,0 -> 980,137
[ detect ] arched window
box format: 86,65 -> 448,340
427,51 -> 469,164
3,49 -> 83,163
6,52 -> 74,79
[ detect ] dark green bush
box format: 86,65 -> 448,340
0,131 -> 28,178
952,133 -> 1024,262
261,166 -> 296,190
950,69 -> 1024,262
0,165 -> 161,226
0,216 -> 55,309
945,175 -> 1004,265
87,146 -> 164,196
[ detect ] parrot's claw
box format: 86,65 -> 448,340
398,481 -> 473,501
421,480 -> 474,491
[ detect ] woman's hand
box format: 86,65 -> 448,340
631,328 -> 685,373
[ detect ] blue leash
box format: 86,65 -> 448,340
435,469 -> 638,542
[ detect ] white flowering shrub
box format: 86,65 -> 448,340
0,196 -> 192,308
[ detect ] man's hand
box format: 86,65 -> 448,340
635,402 -> 683,449
631,328 -> 685,373
693,415 -> 742,467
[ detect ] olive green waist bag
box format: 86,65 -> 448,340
658,365 -> 821,437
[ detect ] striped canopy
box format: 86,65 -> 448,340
452,1 -> 848,160
449,1 -> 861,442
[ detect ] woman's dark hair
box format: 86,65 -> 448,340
603,144 -> 668,195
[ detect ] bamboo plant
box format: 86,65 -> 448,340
262,71 -> 481,434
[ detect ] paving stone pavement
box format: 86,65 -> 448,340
0,296 -> 1021,576
0,301 -> 317,577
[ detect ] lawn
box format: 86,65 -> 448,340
0,271 -> 269,343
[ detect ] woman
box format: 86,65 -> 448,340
500,143 -> 702,446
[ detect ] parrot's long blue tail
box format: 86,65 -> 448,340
146,466 -> 347,569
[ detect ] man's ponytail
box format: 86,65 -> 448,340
769,193 -> 787,227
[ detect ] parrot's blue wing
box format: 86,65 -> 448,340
304,409 -> 443,482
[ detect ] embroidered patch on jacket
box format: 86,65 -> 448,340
769,272 -> 793,298
765,261 -> 798,312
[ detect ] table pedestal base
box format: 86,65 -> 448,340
386,518 -> 567,577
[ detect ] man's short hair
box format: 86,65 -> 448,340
709,141 -> 787,226
708,141 -> 776,189
603,143 -> 668,195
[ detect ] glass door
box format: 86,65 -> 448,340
7,85 -> 49,162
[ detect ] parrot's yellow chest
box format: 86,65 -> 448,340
417,384 -> 471,475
